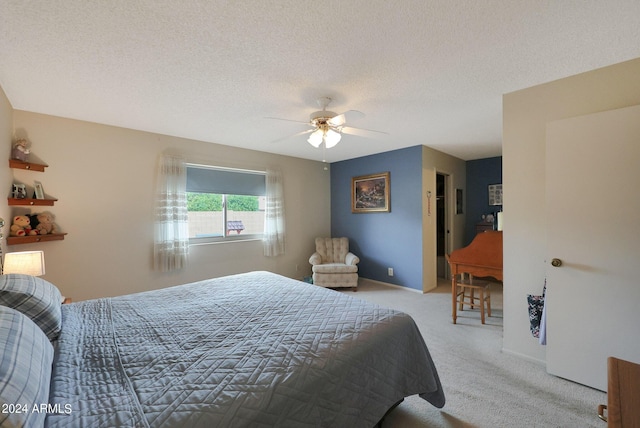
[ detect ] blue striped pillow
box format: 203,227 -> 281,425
0,306 -> 54,428
0,274 -> 62,341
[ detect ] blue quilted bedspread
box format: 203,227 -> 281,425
46,271 -> 444,427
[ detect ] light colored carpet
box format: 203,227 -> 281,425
350,278 -> 606,428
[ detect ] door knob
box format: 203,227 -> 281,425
551,258 -> 562,267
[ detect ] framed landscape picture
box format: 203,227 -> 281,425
352,172 -> 390,213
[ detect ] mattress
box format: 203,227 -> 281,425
46,271 -> 444,427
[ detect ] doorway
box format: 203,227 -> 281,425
436,173 -> 448,278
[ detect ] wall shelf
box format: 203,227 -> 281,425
7,233 -> 67,246
8,197 -> 58,206
8,156 -> 66,245
8,159 -> 48,172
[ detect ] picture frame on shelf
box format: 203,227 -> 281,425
33,181 -> 45,199
12,183 -> 27,199
351,172 -> 390,213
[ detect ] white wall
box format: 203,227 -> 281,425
9,110 -> 331,301
502,57 -> 640,363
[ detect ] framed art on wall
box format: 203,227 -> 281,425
456,188 -> 464,214
488,183 -> 503,206
352,172 -> 390,213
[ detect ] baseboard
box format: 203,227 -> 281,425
501,347 -> 546,366
359,277 -> 424,294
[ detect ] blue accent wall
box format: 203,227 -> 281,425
331,146 -> 423,290
465,156 -> 502,245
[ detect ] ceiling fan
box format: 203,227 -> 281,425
267,97 -> 387,148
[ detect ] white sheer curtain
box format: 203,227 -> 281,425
154,153 -> 189,271
263,168 -> 285,257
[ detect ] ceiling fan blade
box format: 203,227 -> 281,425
342,110 -> 365,121
265,116 -> 310,125
269,129 -> 314,144
327,114 -> 345,127
341,126 -> 388,137
328,110 -> 365,127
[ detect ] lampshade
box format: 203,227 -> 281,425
307,129 -> 324,148
3,251 -> 46,276
324,129 -> 342,148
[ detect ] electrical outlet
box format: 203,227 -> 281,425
388,267 -> 394,276
296,264 -> 299,272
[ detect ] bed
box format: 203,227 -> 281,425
0,271 -> 445,427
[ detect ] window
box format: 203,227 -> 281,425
186,164 -> 266,242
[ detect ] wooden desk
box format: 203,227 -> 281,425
447,231 -> 503,323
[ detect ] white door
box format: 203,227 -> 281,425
545,104 -> 640,391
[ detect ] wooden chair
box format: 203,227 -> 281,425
598,356 -> 640,427
445,254 -> 491,324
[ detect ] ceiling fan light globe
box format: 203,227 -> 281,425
324,129 -> 341,148
307,130 -> 323,148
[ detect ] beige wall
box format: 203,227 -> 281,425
0,88 -> 13,248
8,110 -> 331,301
502,57 -> 640,363
422,145 -> 466,292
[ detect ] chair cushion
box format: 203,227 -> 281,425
312,263 -> 358,274
315,237 -> 349,264
312,272 -> 359,288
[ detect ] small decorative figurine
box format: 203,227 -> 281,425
11,139 -> 30,161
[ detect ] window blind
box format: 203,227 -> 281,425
186,165 -> 265,196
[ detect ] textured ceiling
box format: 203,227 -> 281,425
1,1 -> 639,162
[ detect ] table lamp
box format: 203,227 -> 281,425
2,250 -> 46,276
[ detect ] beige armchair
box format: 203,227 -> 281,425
309,237 -> 359,291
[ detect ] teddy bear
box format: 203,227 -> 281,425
10,215 -> 37,237
33,212 -> 57,235
11,139 -> 30,162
